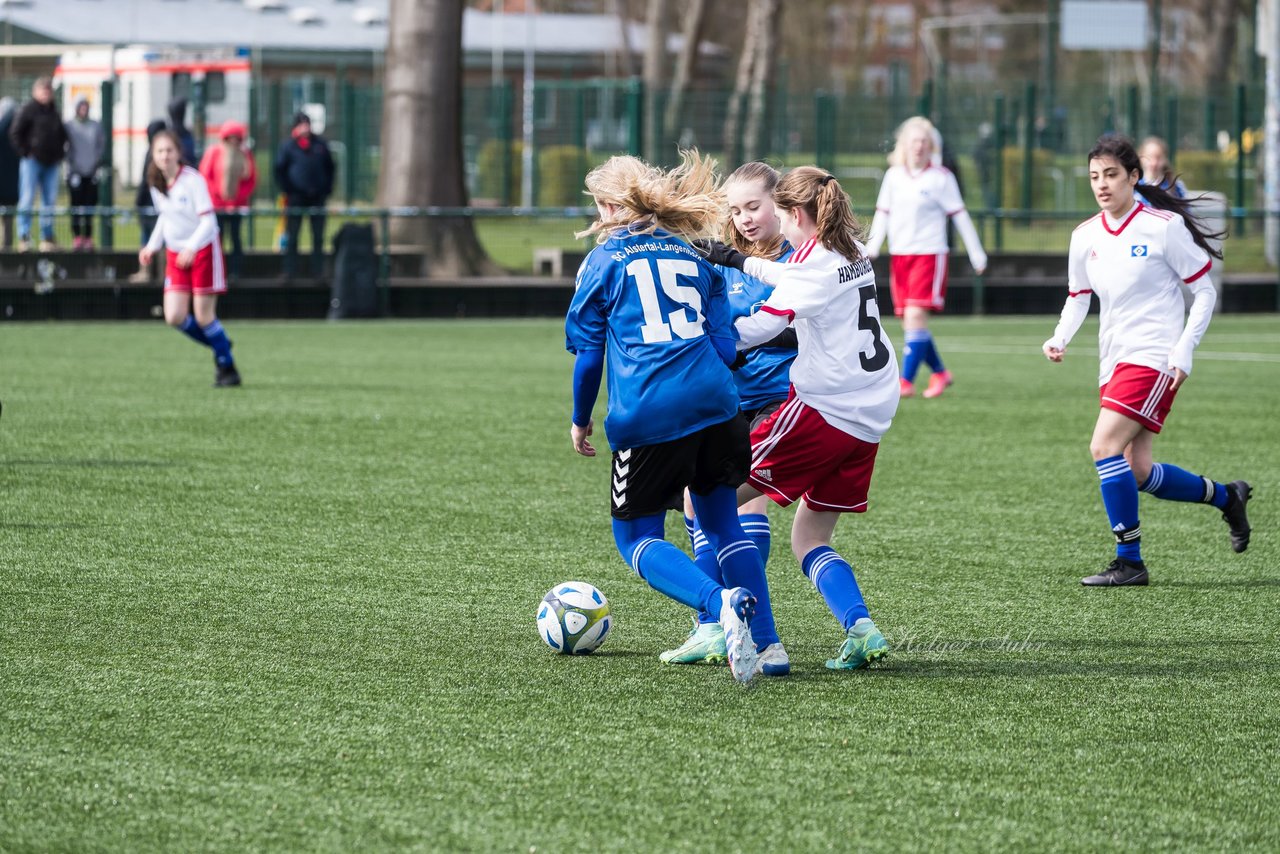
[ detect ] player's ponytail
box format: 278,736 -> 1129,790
772,166 -> 864,262
1088,134 -> 1224,260
576,149 -> 723,246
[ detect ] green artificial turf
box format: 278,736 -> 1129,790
1,316 -> 1277,852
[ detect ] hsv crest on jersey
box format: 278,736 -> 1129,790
1131,245 -> 1148,257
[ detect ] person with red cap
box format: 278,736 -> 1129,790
199,121 -> 256,281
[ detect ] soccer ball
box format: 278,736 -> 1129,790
537,581 -> 612,654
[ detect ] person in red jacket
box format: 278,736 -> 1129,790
199,121 -> 256,280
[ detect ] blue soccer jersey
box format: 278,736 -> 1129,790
565,229 -> 739,451
723,243 -> 795,411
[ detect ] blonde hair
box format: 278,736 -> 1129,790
576,149 -> 724,245
888,115 -> 942,168
723,161 -> 786,260
772,166 -> 864,262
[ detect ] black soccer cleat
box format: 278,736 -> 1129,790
214,365 -> 242,387
1081,557 -> 1149,587
1221,480 -> 1252,553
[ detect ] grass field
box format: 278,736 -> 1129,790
2,315 -> 1278,852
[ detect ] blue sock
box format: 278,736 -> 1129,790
684,516 -> 722,624
201,319 -> 234,368
1096,455 -> 1142,562
613,515 -> 721,615
902,329 -> 928,383
1141,463 -> 1228,508
691,485 -> 778,647
802,546 -> 869,631
177,315 -> 210,347
921,332 -> 945,374
738,513 -> 771,566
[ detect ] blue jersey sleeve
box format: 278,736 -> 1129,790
571,348 -> 604,427
565,251 -> 609,354
700,262 -> 738,364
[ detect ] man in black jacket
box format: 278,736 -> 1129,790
274,112 -> 335,281
8,77 -> 68,252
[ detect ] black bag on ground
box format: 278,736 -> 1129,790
328,223 -> 379,319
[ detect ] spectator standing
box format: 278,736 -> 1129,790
167,97 -> 197,166
274,112 -> 335,282
199,121 -> 256,280
64,96 -> 105,251
129,119 -> 170,282
0,97 -> 20,249
8,77 -> 68,252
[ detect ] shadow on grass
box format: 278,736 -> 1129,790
867,655 -> 1275,679
1,459 -> 176,468
244,381 -> 411,394
0,522 -> 99,530
1158,578 -> 1280,589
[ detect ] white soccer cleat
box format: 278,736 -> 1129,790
753,642 -> 791,677
718,587 -> 758,683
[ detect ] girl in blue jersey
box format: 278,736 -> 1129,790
661,162 -> 797,675
565,150 -> 778,683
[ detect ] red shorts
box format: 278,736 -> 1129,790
747,393 -> 880,512
164,244 -> 226,295
1100,363 -> 1178,433
889,253 -> 948,316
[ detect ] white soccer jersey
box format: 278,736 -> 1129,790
1049,202 -> 1214,383
867,166 -> 959,252
737,238 -> 899,443
145,166 -> 218,253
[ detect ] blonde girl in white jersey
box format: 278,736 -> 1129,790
139,130 -> 241,387
865,116 -> 986,399
701,166 -> 898,671
1043,135 -> 1250,587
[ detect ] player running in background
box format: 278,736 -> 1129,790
1043,134 -> 1251,587
1138,136 -> 1188,201
662,161 -> 797,674
701,166 -> 899,671
139,130 -> 241,387
565,150 -> 778,682
865,116 -> 987,399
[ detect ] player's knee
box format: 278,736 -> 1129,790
163,311 -> 185,327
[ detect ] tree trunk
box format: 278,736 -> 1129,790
723,0 -> 763,165
379,0 -> 502,276
611,0 -> 637,78
742,0 -> 779,162
642,0 -> 670,162
663,0 -> 708,146
1197,0 -> 1242,107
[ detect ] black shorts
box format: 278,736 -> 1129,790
610,416 -> 751,520
742,399 -> 786,432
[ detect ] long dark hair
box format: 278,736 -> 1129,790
145,129 -> 182,197
1088,134 -> 1224,260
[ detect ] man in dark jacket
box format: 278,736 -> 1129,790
0,97 -> 20,249
167,97 -> 197,166
8,77 -> 68,252
274,112 -> 335,281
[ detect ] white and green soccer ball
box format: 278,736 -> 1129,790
537,581 -> 612,654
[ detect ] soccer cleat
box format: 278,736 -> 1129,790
213,365 -> 242,387
754,642 -> 791,677
718,587 -> 758,683
922,369 -> 953,399
899,377 -> 915,398
38,240 -> 55,253
826,618 -> 889,670
1081,557 -> 1148,587
659,621 -> 727,665
1221,480 -> 1252,553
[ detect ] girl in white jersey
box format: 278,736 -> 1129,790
702,166 -> 899,671
1043,135 -> 1251,587
866,116 -> 987,399
138,130 -> 241,387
